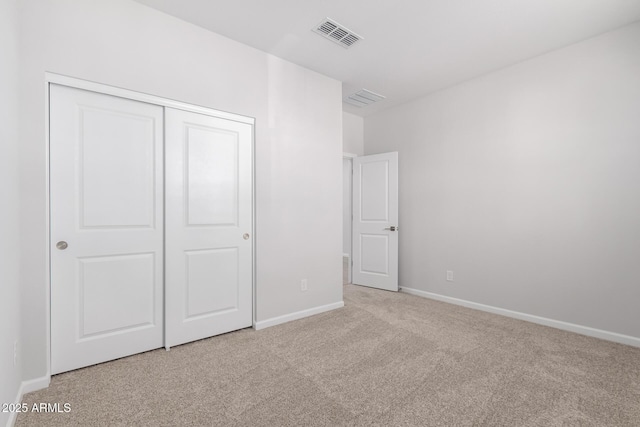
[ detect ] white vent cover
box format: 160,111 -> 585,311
344,89 -> 386,107
313,18 -> 362,48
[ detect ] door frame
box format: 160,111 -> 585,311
351,151 -> 399,291
342,153 -> 357,284
45,72 -> 256,381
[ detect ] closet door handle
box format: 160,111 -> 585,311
384,226 -> 398,232
243,233 -> 250,240
56,241 -> 68,250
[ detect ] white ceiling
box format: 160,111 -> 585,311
134,0 -> 640,116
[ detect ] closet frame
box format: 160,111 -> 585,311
44,72 -> 257,381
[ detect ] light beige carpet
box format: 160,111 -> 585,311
17,284 -> 640,426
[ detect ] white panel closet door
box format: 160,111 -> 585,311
352,152 -> 399,291
50,85 -> 164,374
165,108 -> 253,348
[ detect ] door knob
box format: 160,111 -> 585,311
243,233 -> 250,240
56,241 -> 68,250
384,226 -> 398,232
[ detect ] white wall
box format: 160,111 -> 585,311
257,56 -> 343,320
365,22 -> 640,340
342,111 -> 364,155
18,0 -> 343,382
0,0 -> 22,424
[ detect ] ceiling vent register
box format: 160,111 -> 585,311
343,89 -> 386,107
313,18 -> 362,48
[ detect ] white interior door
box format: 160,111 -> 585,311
352,152 -> 399,291
50,85 -> 164,374
165,108 -> 253,348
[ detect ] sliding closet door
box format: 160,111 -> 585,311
165,109 -> 253,347
50,85 -> 164,374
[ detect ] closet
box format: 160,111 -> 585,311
49,83 -> 253,374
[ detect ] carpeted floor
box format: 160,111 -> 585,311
17,284 -> 640,426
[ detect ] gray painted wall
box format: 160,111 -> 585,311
365,22 -> 640,339
18,0 -> 343,382
0,0 -> 22,424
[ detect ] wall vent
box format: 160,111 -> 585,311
343,89 -> 386,107
313,18 -> 362,49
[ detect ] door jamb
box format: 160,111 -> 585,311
342,153 -> 357,284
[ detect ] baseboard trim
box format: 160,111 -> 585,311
7,376 -> 50,427
255,301 -> 344,330
20,376 -> 50,395
400,287 -> 640,348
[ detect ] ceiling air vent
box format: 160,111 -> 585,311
313,18 -> 362,49
343,89 -> 386,107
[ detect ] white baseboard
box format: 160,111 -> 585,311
400,287 -> 640,348
20,376 -> 50,395
254,301 -> 344,330
7,376 -> 50,427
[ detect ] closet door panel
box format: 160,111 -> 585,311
165,108 -> 253,347
186,126 -> 239,226
50,84 -> 164,374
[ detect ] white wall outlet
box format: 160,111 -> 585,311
14,341 -> 18,366
446,270 -> 454,282
301,279 -> 308,292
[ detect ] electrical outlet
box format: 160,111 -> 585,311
301,279 -> 308,292
13,341 -> 18,366
446,270 -> 454,282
